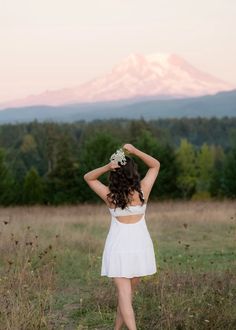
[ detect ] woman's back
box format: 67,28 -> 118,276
108,189 -> 147,224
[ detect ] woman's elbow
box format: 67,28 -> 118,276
154,159 -> 160,168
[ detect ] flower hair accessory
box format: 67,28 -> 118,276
110,148 -> 127,165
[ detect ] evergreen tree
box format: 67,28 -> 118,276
22,167 -> 44,204
44,123 -> 60,174
45,133 -> 80,205
129,119 -> 151,143
78,131 -> 121,202
209,145 -> 225,197
222,147 -> 236,198
195,143 -> 214,195
0,148 -> 15,205
135,129 -> 179,199
176,138 -> 197,198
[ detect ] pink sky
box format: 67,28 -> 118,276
0,0 -> 236,102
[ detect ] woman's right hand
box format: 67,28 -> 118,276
122,143 -> 137,155
107,161 -> 121,171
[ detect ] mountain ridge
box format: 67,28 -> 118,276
0,89 -> 235,124
0,52 -> 234,110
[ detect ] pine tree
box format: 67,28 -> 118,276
195,143 -> 214,195
0,148 -> 16,205
222,147 -> 236,198
45,134 -> 80,205
22,167 -> 44,204
209,145 -> 225,197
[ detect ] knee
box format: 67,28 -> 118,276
117,286 -> 132,299
131,278 -> 140,291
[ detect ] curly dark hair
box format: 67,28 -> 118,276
106,156 -> 145,209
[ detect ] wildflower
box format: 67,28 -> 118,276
110,148 -> 127,165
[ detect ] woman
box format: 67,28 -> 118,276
84,143 -> 160,330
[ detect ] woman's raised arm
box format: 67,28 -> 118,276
83,162 -> 120,202
123,143 -> 160,201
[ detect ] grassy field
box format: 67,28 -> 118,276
0,200 -> 236,329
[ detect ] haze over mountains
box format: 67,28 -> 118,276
0,89 -> 235,124
0,53 -> 234,110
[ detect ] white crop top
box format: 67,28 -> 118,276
109,203 -> 147,217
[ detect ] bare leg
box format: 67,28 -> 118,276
114,304 -> 124,330
131,277 -> 140,296
114,277 -> 141,330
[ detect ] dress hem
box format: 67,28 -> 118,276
100,270 -> 157,278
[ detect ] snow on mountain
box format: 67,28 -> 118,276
0,53 -> 234,110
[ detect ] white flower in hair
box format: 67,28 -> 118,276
110,148 -> 127,165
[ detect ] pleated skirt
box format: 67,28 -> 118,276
101,215 -> 157,278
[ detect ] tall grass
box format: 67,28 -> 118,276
0,200 -> 236,329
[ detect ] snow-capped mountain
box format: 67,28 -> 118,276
0,53 -> 234,110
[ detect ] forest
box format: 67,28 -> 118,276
0,117 -> 235,205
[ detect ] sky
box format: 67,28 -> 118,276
0,0 -> 236,102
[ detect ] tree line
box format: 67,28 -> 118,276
0,118 -> 235,205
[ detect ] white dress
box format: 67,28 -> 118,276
101,203 -> 157,278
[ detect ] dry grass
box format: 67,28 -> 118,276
0,200 -> 236,329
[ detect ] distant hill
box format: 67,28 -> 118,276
0,89 -> 235,124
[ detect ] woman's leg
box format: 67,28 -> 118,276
113,277 -> 141,330
131,277 -> 140,296
114,304 -> 124,330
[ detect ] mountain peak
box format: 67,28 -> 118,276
0,52 -> 234,110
